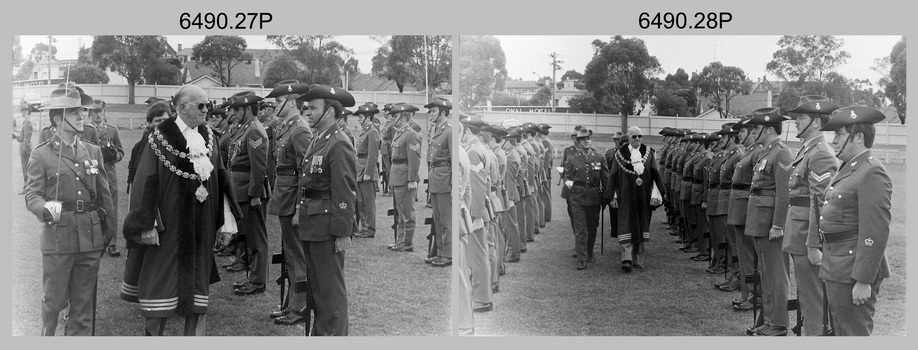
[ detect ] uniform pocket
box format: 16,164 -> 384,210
304,198 -> 330,215
825,239 -> 857,283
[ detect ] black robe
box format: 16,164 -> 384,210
605,144 -> 665,246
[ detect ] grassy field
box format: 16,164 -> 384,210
10,110 -> 449,336
469,147 -> 907,336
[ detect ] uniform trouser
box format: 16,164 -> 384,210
42,250 -> 101,336
487,219 -> 500,289
571,203 -> 600,263
533,187 -> 544,229
105,163 -> 119,248
619,235 -> 647,266
694,205 -> 709,251
753,236 -> 791,328
503,203 -> 521,260
240,201 -> 268,284
431,193 -> 452,258
681,199 -> 696,243
826,280 -> 880,336
357,181 -> 377,235
719,216 -> 737,274
20,150 -> 29,186
381,156 -> 391,192
732,225 -> 754,300
494,212 -> 507,272
454,210 -> 474,331
541,181 -> 551,222
523,195 -> 535,241
278,215 -> 310,312
517,196 -> 530,251
707,215 -> 727,262
791,253 -> 826,336
302,239 -> 348,336
393,186 -> 416,246
468,224 -> 492,306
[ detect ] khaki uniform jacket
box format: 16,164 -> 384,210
564,147 -> 609,207
465,138 -> 490,219
561,145 -> 577,200
227,116 -> 269,202
25,136 -> 114,254
818,150 -> 891,285
515,144 -> 530,197
41,123 -> 98,145
389,124 -> 421,186
783,135 -> 838,255
504,146 -> 521,204
704,149 -> 727,215
19,117 -> 33,155
680,151 -> 700,201
490,143 -> 510,211
716,143 -> 741,216
727,144 -> 763,225
540,137 -> 553,181
297,125 -> 357,241
267,114 -> 313,216
745,138 -> 792,237
521,141 -> 537,196
427,120 -> 452,193
483,146 -> 501,216
690,152 -> 712,205
356,123 -> 380,182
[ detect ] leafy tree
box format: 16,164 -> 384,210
191,35 -> 253,87
653,88 -> 689,117
77,47 -> 93,64
697,62 -> 753,118
490,91 -> 523,106
662,68 -> 691,88
92,35 -> 167,104
567,92 -> 602,113
144,59 -> 181,85
766,35 -> 850,92
262,54 -> 303,88
12,35 -> 23,68
65,63 -> 110,84
525,86 -> 552,106
267,35 -> 351,86
672,89 -> 697,117
30,42 -> 57,61
14,60 -> 35,81
457,35 -> 508,109
344,57 -> 360,79
371,44 -> 390,77
560,70 -> 585,90
886,37 -> 906,123
582,36 -> 662,129
384,35 -> 452,97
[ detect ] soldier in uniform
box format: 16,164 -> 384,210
783,96 -> 840,335
353,104 -> 380,239
711,124 -> 742,289
691,133 -> 718,263
454,115 -> 474,335
565,126 -> 583,255
480,124 -> 504,290
564,128 -> 610,270
425,98 -> 453,266
294,84 -> 357,336
385,103 -> 422,253
25,86 -> 114,336
520,125 -> 539,242
501,129 -> 522,264
514,126 -> 532,253
379,104 -> 395,196
817,106 -> 891,336
678,134 -> 703,252
703,131 -> 729,273
538,123 -> 553,223
725,117 -> 762,310
225,91 -> 271,295
745,107 -> 793,336
526,124 -> 545,233
18,108 -> 33,194
339,109 -> 355,145
40,84 -> 98,145
264,81 -> 314,325
84,99 -> 124,257
461,115 -> 493,312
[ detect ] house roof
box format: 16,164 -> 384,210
504,80 -> 539,90
188,75 -> 222,85
348,73 -> 418,92
695,107 -> 736,119
183,49 -> 284,86
878,104 -> 902,124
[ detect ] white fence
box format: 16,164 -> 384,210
12,84 -> 432,106
479,111 -> 907,146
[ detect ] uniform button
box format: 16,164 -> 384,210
76,177 -> 80,181
824,201 -> 828,205
848,250 -> 853,254
819,216 -> 823,220
838,195 -> 842,199
77,191 -> 82,195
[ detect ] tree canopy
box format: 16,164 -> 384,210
267,35 -> 351,86
697,62 -> 752,118
191,35 -> 253,87
766,35 -> 850,92
92,35 -> 168,104
582,36 -> 661,129
458,35 -> 508,109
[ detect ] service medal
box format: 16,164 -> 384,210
195,184 -> 208,203
636,178 -> 643,186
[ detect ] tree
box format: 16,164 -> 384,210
384,35 -> 452,98
560,69 -> 585,89
672,89 -> 697,117
697,62 -> 753,118
267,35 -> 351,86
30,42 -> 57,61
885,37 -> 906,124
525,86 -> 552,106
144,59 -> 182,85
457,35 -> 508,109
371,44 -> 390,77
582,36 -> 662,129
653,88 -> 689,117
662,68 -> 691,88
14,60 -> 35,81
490,91 -> 523,106
191,35 -> 253,87
12,35 -> 23,68
92,35 -> 167,104
567,92 -> 602,113
766,35 -> 850,93
65,63 -> 110,84
262,54 -> 303,88
344,57 -> 360,79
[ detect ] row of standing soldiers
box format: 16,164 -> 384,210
658,96 -> 893,336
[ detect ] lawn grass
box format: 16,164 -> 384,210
11,110 -> 449,336
469,149 -> 906,336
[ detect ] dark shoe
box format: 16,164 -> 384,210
232,280 -> 248,289
633,264 -> 644,269
576,261 -> 587,270
492,285 -> 499,293
225,262 -> 246,272
274,311 -> 306,325
234,282 -> 265,295
431,258 -> 452,267
355,231 -> 375,238
393,244 -> 414,252
755,325 -> 787,336
473,303 -> 493,313
691,254 -> 711,261
746,324 -> 769,336
621,260 -> 632,273
424,257 -> 438,264
106,245 -> 121,257
572,253 -> 577,258
520,248 -> 527,253
387,243 -> 402,250
269,308 -> 291,319
706,266 -> 726,274
505,257 -> 520,263
733,300 -> 754,311
525,238 -> 535,242
717,281 -> 740,291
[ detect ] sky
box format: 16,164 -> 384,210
493,35 -> 902,89
17,35 -> 388,74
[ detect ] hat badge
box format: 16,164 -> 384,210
330,88 -> 336,95
244,98 -> 248,104
287,85 -> 293,92
339,202 -> 347,210
865,237 -> 874,246
764,116 -> 770,122
850,110 -> 858,119
815,103 -> 821,110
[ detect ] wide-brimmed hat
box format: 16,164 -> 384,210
787,95 -> 839,116
574,128 -> 593,139
297,84 -> 356,107
265,81 -> 310,98
228,91 -> 263,108
390,103 -> 419,114
424,98 -> 452,110
821,105 -> 886,131
354,104 -> 380,116
86,98 -> 106,110
40,87 -> 94,110
747,107 -> 790,125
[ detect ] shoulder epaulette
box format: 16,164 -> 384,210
36,139 -> 51,148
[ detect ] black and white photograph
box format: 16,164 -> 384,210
454,35 -> 906,336
10,34 -> 453,336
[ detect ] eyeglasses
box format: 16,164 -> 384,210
631,134 -> 642,139
186,102 -> 213,112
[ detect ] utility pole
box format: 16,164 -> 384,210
424,35 -> 430,101
47,35 -> 54,86
549,52 -> 563,112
